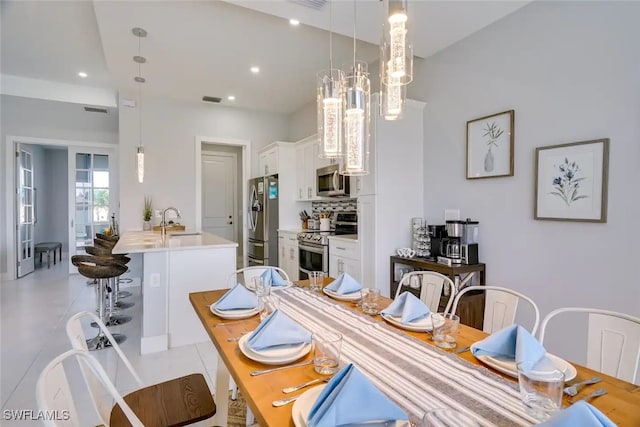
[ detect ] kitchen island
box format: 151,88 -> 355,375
113,231 -> 237,354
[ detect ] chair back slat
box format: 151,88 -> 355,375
587,312 -> 640,383
483,291 -> 520,334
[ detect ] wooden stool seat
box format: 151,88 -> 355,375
110,373 -> 216,427
97,233 -> 120,242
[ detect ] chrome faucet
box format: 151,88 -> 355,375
161,207 -> 181,238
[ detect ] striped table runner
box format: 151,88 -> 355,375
276,287 -> 538,427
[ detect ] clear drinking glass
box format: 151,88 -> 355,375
309,271 -> 325,292
259,295 -> 279,321
431,313 -> 460,349
516,361 -> 565,421
422,408 -> 480,427
253,276 -> 271,297
312,331 -> 343,375
361,288 -> 380,315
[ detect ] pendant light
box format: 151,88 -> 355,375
380,0 -> 413,120
133,27 -> 147,184
341,0 -> 370,176
317,0 -> 344,158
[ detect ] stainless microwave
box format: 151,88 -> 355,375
317,164 -> 350,197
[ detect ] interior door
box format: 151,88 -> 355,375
16,145 -> 35,277
68,147 -> 117,273
202,153 -> 236,241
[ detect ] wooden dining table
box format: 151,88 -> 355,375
189,278 -> 640,426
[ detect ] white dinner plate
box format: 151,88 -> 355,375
210,305 -> 260,320
244,281 -> 294,291
469,344 -> 577,381
238,334 -> 311,365
292,385 -> 410,427
380,313 -> 443,332
323,287 -> 362,301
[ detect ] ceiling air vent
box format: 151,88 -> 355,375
289,0 -> 327,10
84,106 -> 108,114
202,96 -> 222,103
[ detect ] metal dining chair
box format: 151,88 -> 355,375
539,307 -> 640,383
449,285 -> 540,335
395,271 -> 456,314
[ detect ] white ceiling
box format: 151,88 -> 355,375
1,0 -> 531,114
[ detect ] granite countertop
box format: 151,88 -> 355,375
112,231 -> 238,254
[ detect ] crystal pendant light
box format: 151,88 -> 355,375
341,1 -> 370,176
133,27 -> 147,184
317,1 -> 344,158
380,0 -> 413,120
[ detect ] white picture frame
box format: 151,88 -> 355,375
534,138 -> 609,222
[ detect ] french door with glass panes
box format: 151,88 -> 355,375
16,145 -> 35,277
68,147 -> 117,273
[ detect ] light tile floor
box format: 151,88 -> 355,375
1,255 -> 220,426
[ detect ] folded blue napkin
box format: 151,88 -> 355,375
325,272 -> 362,295
381,291 -> 430,324
471,324 -> 547,366
260,269 -> 289,287
538,401 -> 616,427
247,309 -> 311,351
213,283 -> 259,311
307,363 -> 408,427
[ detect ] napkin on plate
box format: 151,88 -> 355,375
247,309 -> 311,351
324,272 -> 362,295
538,401 -> 616,427
307,363 -> 408,427
471,324 -> 547,366
381,291 -> 430,324
260,268 -> 289,287
213,283 -> 259,311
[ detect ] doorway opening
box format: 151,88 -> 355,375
195,136 -> 250,269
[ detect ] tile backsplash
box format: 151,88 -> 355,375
311,198 -> 357,228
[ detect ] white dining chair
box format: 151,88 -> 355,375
539,307 -> 640,383
36,348 -> 144,427
66,311 -> 216,425
449,285 -> 540,335
228,265 -> 290,289
395,271 -> 456,314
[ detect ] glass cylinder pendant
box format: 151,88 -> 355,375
136,145 -> 144,183
380,40 -> 406,120
317,69 -> 344,158
342,61 -> 370,176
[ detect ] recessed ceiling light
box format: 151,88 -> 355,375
289,19 -> 300,26
78,71 -> 88,78
227,95 -> 236,101
250,66 -> 260,74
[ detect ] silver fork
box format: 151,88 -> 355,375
563,376 -> 601,397
577,388 -> 607,402
282,377 -> 331,394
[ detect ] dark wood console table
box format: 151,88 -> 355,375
389,256 -> 487,329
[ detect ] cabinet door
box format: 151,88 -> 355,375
278,236 -> 287,269
329,253 -> 341,278
288,243 -> 299,281
315,140 -> 332,169
304,143 -> 316,200
358,196 -> 375,288
265,148 -> 278,175
342,257 -> 361,283
259,152 -> 269,177
295,145 -> 306,200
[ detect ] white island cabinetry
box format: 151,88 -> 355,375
329,236 -> 361,282
113,231 -> 237,354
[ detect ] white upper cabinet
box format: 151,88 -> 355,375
258,146 -> 278,176
295,134 -> 325,201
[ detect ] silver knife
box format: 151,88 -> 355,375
272,394 -> 303,407
250,360 -> 313,376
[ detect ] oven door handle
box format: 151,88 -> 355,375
298,243 -> 326,255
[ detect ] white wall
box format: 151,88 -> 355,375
118,95 -> 289,232
288,100 -> 316,142
1,95 -> 118,275
415,1 -> 640,367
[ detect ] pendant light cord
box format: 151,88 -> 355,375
138,35 -> 143,147
352,0 -> 356,69
329,0 -> 333,71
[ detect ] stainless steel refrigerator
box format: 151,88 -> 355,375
247,175 -> 279,267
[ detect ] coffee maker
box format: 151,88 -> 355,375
437,221 -> 464,265
427,225 -> 447,258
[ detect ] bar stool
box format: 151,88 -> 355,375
85,246 -> 133,325
89,242 -> 134,307
94,237 -> 133,299
71,255 -> 127,350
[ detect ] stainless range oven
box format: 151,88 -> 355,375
298,233 -> 329,280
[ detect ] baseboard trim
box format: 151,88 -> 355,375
141,334 -> 168,354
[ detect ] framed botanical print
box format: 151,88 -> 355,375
534,138 -> 609,222
466,110 -> 514,179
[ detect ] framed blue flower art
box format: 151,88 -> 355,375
535,138 -> 609,222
